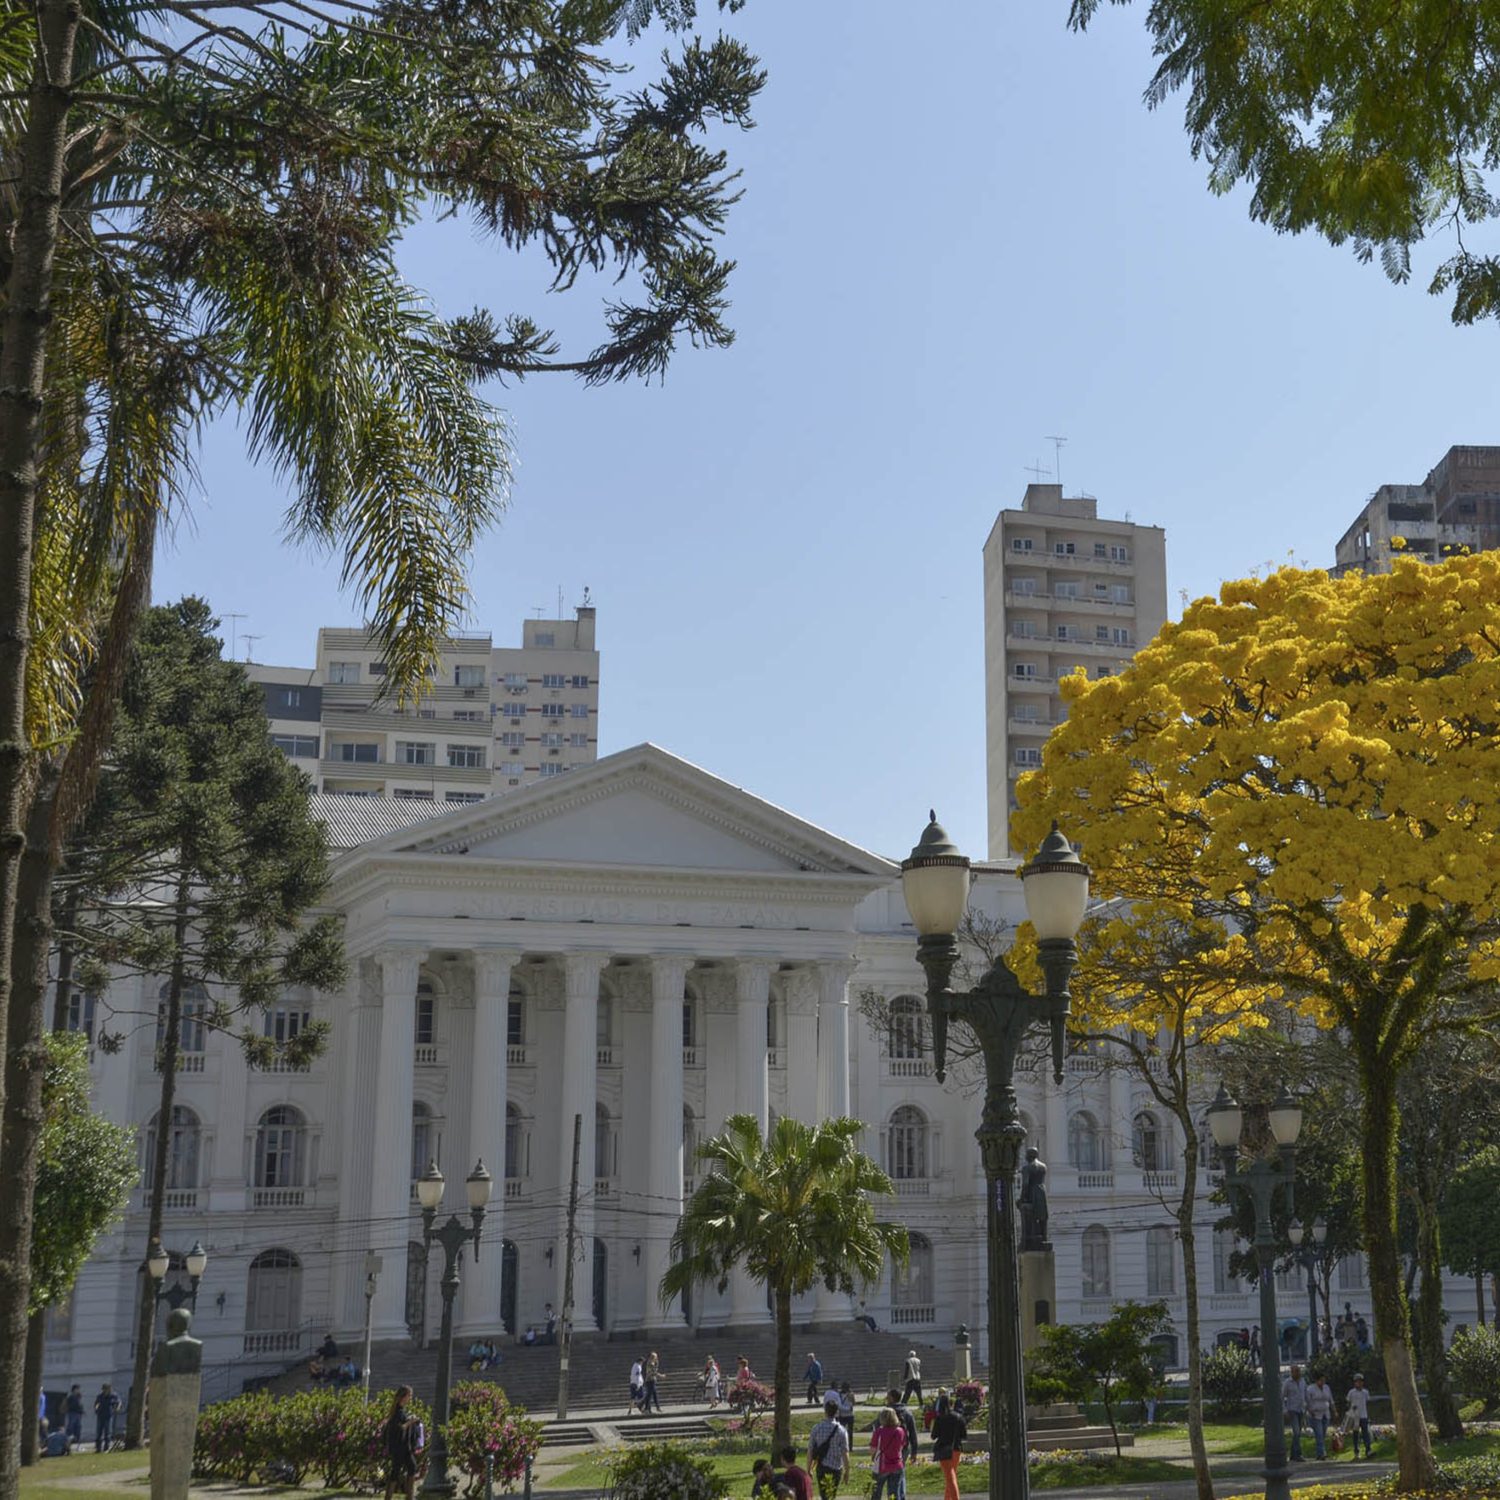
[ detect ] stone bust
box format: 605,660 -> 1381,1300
150,1308 -> 203,1377
1019,1147 -> 1050,1250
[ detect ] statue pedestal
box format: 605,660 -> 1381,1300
954,1333 -> 972,1385
1019,1248 -> 1056,1356
149,1309 -> 202,1500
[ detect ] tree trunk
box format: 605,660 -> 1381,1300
123,875 -> 191,1448
0,785 -> 59,1500
1358,1056 -> 1436,1490
1414,1196 -> 1462,1439
772,1283 -> 792,1456
48,889 -> 78,1034
1478,1272 -> 1487,1330
0,0 -> 83,1117
1173,1118 -> 1213,1500
20,1310 -> 45,1466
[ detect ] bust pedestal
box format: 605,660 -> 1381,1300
1019,1248 -> 1056,1356
149,1310 -> 202,1500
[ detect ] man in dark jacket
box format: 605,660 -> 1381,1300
804,1353 -> 824,1405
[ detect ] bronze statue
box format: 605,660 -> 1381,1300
1019,1147 -> 1050,1250
150,1309 -> 202,1377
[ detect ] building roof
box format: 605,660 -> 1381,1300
308,792 -> 470,851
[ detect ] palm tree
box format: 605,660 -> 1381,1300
661,1114 -> 910,1453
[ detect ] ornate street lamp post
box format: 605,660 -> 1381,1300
1288,1217 -> 1327,1357
901,815 -> 1089,1500
417,1159 -> 493,1495
147,1239 -> 208,1317
1209,1086 -> 1303,1500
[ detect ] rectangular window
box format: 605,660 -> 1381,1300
1094,542 -> 1108,558
1014,748 -> 1043,767
396,741 -> 433,766
1013,664 -> 1037,679
542,673 -> 565,688
539,763 -> 565,777
499,732 -> 525,748
1054,541 -> 1076,555
415,995 -> 435,1046
1010,537 -> 1033,552
540,704 -> 564,719
570,704 -> 589,719
1096,626 -> 1110,641
503,673 -> 528,688
1146,1228 -> 1176,1296
570,675 -> 590,689
1055,582 -> 1081,599
507,999 -> 524,1046
393,788 -> 434,801
1110,585 -> 1131,603
1012,621 -> 1036,639
1094,582 -> 1110,596
1112,627 -> 1133,646
328,661 -> 360,684
569,733 -> 589,748
271,734 -> 319,759
335,742 -> 380,763
445,791 -> 484,804
1011,578 -> 1037,596
541,732 -> 564,748
447,744 -> 485,769
418,708 -> 436,720
369,661 -> 387,676
1013,705 -> 1039,722
1110,544 -> 1129,562
1212,1229 -> 1239,1294
452,709 -> 484,722
502,703 -> 526,720
1056,625 -> 1069,641
499,761 -> 524,776
279,688 -> 302,708
454,665 -> 485,688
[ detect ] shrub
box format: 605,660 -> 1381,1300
1423,1452 -> 1500,1493
1449,1325 -> 1500,1414
447,1382 -> 543,1495
607,1441 -> 729,1500
1201,1345 -> 1259,1418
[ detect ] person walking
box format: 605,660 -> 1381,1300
92,1385 -> 118,1453
779,1445 -> 813,1500
870,1409 -> 906,1500
1344,1373 -> 1373,1458
930,1392 -> 967,1500
901,1350 -> 923,1405
1306,1372 -> 1334,1459
382,1386 -> 420,1500
807,1395 -> 850,1499
836,1382 -> 855,1444
804,1352 -> 824,1406
887,1388 -> 919,1500
64,1387 -> 84,1450
643,1351 -> 663,1414
1281,1363 -> 1309,1460
701,1354 -> 721,1408
627,1358 -> 644,1416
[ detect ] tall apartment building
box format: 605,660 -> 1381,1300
247,606 -> 599,804
983,485 -> 1167,858
1333,444 -> 1500,576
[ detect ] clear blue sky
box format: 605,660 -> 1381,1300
153,3 -> 1499,863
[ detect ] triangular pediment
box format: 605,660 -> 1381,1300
347,744 -> 894,878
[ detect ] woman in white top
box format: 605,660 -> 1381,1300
701,1355 -> 721,1407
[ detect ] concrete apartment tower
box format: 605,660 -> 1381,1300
1333,444 -> 1500,576
248,604 -> 599,803
983,485 -> 1167,859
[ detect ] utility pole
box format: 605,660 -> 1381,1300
556,1112 -> 582,1420
362,1252 -> 382,1404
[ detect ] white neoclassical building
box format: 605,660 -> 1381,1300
49,744 -> 1390,1398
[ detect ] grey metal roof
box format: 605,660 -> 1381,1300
309,792 -> 470,850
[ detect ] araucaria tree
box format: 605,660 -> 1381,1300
67,600 -> 345,1446
661,1115 -> 909,1454
1013,554 -> 1500,1492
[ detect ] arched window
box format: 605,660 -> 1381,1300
411,1101 -> 435,1181
1068,1111 -> 1102,1172
1133,1111 -> 1162,1172
1146,1226 -> 1176,1296
595,1101 -> 615,1179
254,1105 -> 307,1187
156,982 -> 207,1054
504,1104 -> 524,1182
887,1105 -> 928,1180
246,1249 -> 301,1331
143,1106 -> 201,1189
1082,1226 -> 1110,1297
888,996 -> 925,1060
892,1232 -> 934,1317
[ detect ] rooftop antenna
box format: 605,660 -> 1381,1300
1045,434 -> 1068,491
223,612 -> 246,660
557,585 -> 564,620
1023,460 -> 1052,483
242,634 -> 262,662
532,605 -> 546,619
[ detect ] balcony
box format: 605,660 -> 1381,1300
143,1188 -> 199,1212
1076,1171 -> 1114,1190
1008,717 -> 1057,736
504,1178 -> 525,1200
154,1051 -> 206,1074
1006,589 -> 1134,614
252,1187 -> 307,1210
596,1047 -> 616,1069
892,1179 -> 932,1197
242,1329 -> 307,1356
683,1177 -> 697,1197
887,1057 -> 932,1080
768,1047 -> 785,1070
506,1045 -> 529,1066
1143,1170 -> 1178,1192
1044,550 -> 1135,572
682,1047 -> 701,1069
888,1305 -> 935,1327
414,1044 -> 442,1066
1065,1054 -> 1103,1075
594,1177 -> 615,1199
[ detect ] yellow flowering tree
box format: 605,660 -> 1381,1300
1012,555 -> 1500,1493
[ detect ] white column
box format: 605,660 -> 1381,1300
647,954 -> 693,1329
369,946 -> 424,1338
334,974 -> 381,1330
558,952 -> 607,1331
813,958 -> 856,1324
728,958 -> 774,1326
1045,1085 -> 1068,1178
461,949 -> 520,1336
1109,1068 -> 1132,1175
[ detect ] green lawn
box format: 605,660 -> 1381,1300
18,1449 -> 148,1500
